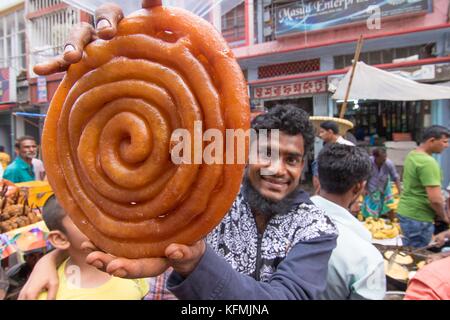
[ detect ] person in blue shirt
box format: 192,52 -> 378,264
312,144 -> 386,299
3,136 -> 37,183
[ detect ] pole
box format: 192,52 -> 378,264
339,35 -> 364,119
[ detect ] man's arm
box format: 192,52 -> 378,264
387,160 -> 402,194
167,234 -> 337,300
426,186 -> 449,224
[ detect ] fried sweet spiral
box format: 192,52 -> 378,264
42,6 -> 250,258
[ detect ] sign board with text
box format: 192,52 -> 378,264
253,79 -> 327,99
275,0 -> 432,37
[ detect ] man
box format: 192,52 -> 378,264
3,136 -> 37,183
362,148 -> 402,218
0,146 -> 10,170
397,125 -> 450,248
312,121 -> 355,193
318,121 -> 355,146
312,144 -> 385,300
21,105 -> 338,300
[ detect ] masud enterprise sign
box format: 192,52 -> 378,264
275,0 -> 431,37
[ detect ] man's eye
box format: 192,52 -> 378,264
286,157 -> 299,165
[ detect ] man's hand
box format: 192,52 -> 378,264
434,230 -> 450,247
83,241 -> 169,279
84,239 -> 206,279
18,249 -> 66,300
165,240 -> 206,277
33,2 -> 126,75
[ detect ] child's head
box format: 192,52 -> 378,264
43,196 -> 89,253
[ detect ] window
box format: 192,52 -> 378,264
0,8 -> 26,72
221,1 -> 246,47
334,44 -> 433,69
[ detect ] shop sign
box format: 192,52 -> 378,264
0,68 -> 16,103
37,76 -> 48,103
253,79 -> 327,99
275,0 -> 431,36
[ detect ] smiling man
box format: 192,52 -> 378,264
163,104 -> 338,299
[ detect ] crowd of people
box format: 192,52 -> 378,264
0,1 -> 449,301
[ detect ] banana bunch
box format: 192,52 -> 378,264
364,217 -> 401,239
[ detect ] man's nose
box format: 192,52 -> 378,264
268,159 -> 287,176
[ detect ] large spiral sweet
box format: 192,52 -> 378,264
42,6 -> 250,258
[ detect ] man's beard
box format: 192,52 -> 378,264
242,173 -> 299,217
24,152 -> 36,160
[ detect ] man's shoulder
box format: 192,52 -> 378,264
289,201 -> 338,241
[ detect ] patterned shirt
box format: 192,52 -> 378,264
207,189 -> 338,282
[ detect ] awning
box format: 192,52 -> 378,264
332,62 -> 450,101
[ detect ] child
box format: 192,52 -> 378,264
38,196 -> 149,300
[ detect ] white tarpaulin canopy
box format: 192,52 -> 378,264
332,61 -> 450,101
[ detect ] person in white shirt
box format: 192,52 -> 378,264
319,121 -> 355,146
312,144 -> 386,300
312,121 -> 355,193
31,158 -> 46,181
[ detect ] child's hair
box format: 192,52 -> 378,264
42,196 -> 67,233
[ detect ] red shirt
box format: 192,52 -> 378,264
404,257 -> 450,300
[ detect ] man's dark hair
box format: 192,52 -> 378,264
318,144 -> 371,195
251,105 -> 315,154
42,196 -> 67,233
421,125 -> 450,142
14,135 -> 36,149
372,147 -> 387,158
0,146 -> 4,152
320,121 -> 339,134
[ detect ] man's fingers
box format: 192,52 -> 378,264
165,244 -> 192,261
166,241 -> 205,261
142,0 -> 163,8
86,251 -> 116,272
105,257 -> 169,278
95,3 -> 124,40
33,56 -> 70,75
63,22 -> 95,63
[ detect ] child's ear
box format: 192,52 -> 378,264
48,230 -> 70,250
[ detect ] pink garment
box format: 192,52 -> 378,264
32,158 -> 45,181
404,256 -> 450,300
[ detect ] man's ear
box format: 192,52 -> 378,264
352,181 -> 366,196
47,230 -> 70,250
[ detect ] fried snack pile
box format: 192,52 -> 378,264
0,183 -> 42,233
42,6 -> 250,258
